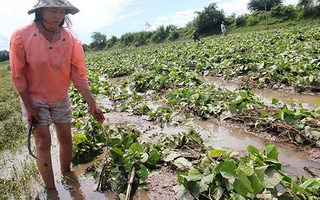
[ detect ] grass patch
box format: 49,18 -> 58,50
0,158 -> 39,200
0,61 -> 26,151
0,61 -> 40,199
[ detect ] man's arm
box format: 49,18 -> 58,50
79,90 -> 105,123
18,90 -> 39,123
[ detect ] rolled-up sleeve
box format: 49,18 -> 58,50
10,30 -> 27,92
70,39 -> 90,91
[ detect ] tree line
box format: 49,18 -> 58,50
85,0 -> 320,51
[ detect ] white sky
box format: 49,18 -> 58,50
0,0 -> 299,50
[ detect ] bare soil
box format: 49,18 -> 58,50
143,166 -> 178,200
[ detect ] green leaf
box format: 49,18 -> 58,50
173,185 -> 194,200
259,109 -> 269,117
173,157 -> 193,171
147,149 -> 160,167
310,131 -> 320,139
140,152 -> 149,163
294,124 -> 305,131
188,182 -> 201,199
124,158 -> 134,172
177,171 -> 188,185
163,151 -> 181,162
249,175 -> 264,195
209,149 -> 226,157
272,98 -> 279,104
130,142 -> 143,153
233,179 -> 248,197
264,169 -> 283,188
247,145 -> 260,156
118,193 -> 126,200
187,168 -> 203,181
230,193 -> 246,200
219,160 -> 237,179
299,178 -> 320,191
239,161 -> 254,176
109,147 -> 124,162
265,143 -> 278,161
236,169 -> 255,193
136,164 -> 149,182
254,166 -> 267,183
199,174 -> 214,193
211,186 -> 224,200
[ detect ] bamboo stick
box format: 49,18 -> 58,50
125,166 -> 136,200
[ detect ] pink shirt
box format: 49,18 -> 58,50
10,23 -> 90,104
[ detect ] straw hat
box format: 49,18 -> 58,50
28,0 -> 79,15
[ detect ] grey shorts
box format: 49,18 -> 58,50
21,95 -> 72,126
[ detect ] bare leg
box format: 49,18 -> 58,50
34,125 -> 55,189
55,123 -> 72,172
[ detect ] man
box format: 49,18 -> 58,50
221,21 -> 227,36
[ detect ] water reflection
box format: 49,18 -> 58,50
60,171 -> 85,200
253,88 -> 320,108
36,127 -> 109,200
203,76 -> 320,108
194,119 -> 320,177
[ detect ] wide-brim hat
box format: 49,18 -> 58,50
28,0 -> 79,15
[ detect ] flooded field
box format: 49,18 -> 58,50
26,87 -> 320,199
2,78 -> 320,199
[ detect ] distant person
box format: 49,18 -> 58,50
192,29 -> 200,42
9,0 -> 105,192
221,21 -> 227,36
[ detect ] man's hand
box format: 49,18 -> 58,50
27,107 -> 40,124
89,104 -> 105,123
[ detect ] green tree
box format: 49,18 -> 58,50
270,5 -> 297,20
120,32 -> 135,47
133,31 -> 152,46
106,35 -> 118,48
193,3 -> 225,35
248,0 -> 283,12
165,25 -> 180,41
150,26 -> 167,43
297,0 -> 319,18
0,50 -> 9,62
298,0 -> 314,8
90,32 -> 107,50
82,43 -> 91,52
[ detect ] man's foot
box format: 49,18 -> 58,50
46,187 -> 59,200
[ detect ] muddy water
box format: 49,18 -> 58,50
192,119 -> 320,176
253,88 -> 320,108
203,76 -> 320,108
0,127 -> 111,200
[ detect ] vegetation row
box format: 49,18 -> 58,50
69,24 -> 320,199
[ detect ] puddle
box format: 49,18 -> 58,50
203,76 -> 320,108
253,88 -> 320,108
191,119 -> 320,177
0,127 -> 114,200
